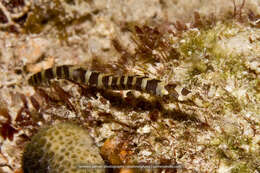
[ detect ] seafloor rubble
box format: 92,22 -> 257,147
0,0 -> 259,173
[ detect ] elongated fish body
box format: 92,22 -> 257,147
28,65 -> 169,97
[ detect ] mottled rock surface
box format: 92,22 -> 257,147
23,122 -> 105,173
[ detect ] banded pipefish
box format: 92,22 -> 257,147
28,65 -> 169,97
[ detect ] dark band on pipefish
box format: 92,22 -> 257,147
28,65 -> 169,97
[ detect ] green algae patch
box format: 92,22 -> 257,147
128,19 -> 259,172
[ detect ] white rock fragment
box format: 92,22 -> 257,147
194,98 -> 204,107
240,144 -> 250,153
140,150 -> 152,156
208,85 -> 216,98
225,82 -> 233,92
217,161 -> 234,173
137,124 -> 151,134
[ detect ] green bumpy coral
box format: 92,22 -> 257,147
22,122 -> 105,173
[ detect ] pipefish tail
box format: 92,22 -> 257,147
28,65 -> 169,97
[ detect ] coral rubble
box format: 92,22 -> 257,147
0,0 -> 259,173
